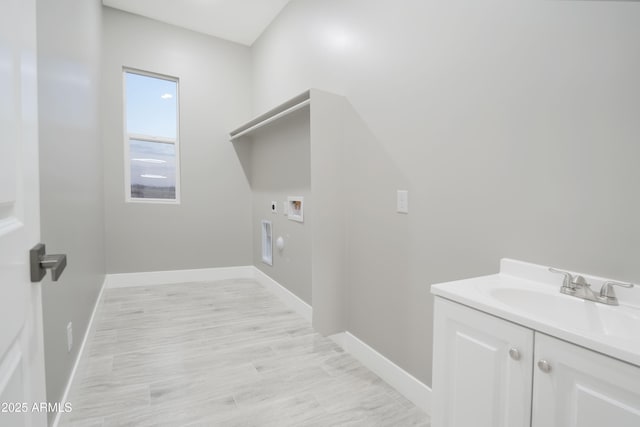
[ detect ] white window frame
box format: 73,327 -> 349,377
123,67 -> 181,204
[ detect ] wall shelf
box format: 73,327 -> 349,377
229,90 -> 310,141
229,88 -> 349,337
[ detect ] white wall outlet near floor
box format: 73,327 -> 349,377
271,201 -> 277,214
397,190 -> 409,214
66,322 -> 73,352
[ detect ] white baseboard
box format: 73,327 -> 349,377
51,276 -> 107,427
104,266 -> 254,288
329,332 -> 431,415
102,266 -> 311,322
245,267 -> 430,415
251,267 -> 312,323
102,266 -> 312,324
328,331 -> 347,349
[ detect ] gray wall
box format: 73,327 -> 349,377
103,8 -> 253,273
242,108 -> 313,304
308,89 -> 350,335
252,0 -> 640,386
36,0 -> 105,421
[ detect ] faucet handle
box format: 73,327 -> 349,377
549,268 -> 575,289
599,281 -> 634,303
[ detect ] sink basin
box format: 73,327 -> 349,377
431,259 -> 640,367
489,287 -> 640,342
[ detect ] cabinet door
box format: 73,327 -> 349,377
533,333 -> 640,427
432,298 -> 534,427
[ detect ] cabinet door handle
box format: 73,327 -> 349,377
508,348 -> 521,361
537,359 -> 552,373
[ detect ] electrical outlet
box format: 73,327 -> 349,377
66,322 -> 73,352
397,190 -> 409,214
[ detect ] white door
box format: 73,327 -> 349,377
532,333 -> 640,427
432,297 -> 534,427
0,0 -> 47,426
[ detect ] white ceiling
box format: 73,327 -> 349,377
103,0 -> 292,46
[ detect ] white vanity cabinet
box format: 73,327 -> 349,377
432,297 -> 533,427
433,297 -> 640,427
533,333 -> 640,427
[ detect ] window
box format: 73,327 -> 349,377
123,69 -> 180,202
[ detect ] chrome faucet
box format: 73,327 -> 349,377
549,268 -> 635,306
549,267 -> 586,294
599,280 -> 635,306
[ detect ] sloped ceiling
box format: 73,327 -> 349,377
103,0 -> 292,46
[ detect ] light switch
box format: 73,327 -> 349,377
271,201 -> 277,214
397,190 -> 408,214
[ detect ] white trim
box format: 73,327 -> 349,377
128,133 -> 176,145
104,266 -> 254,288
251,267 -> 312,323
0,344 -> 22,399
328,332 -> 347,349
123,67 -> 178,82
329,332 -> 432,415
51,277 -> 107,427
125,196 -> 181,205
104,266 -> 311,318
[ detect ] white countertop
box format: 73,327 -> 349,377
431,259 -> 640,367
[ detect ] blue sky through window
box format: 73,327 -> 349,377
125,72 -> 177,138
125,71 -> 178,200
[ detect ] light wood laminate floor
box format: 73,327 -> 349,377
60,279 -> 430,426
